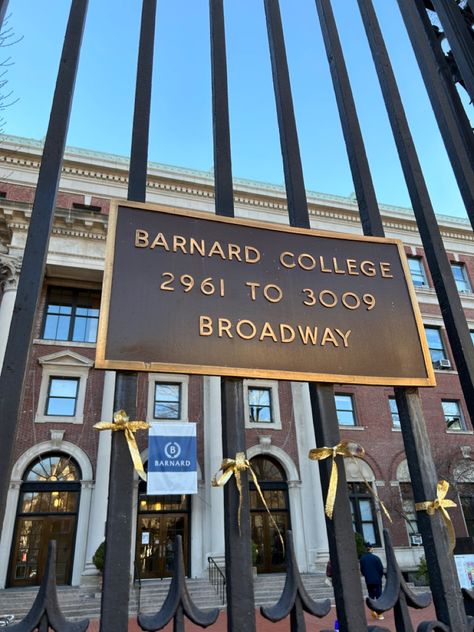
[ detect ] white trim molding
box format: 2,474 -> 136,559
244,379 -> 282,430
35,350 -> 94,424
0,440 -> 93,588
146,373 -> 189,423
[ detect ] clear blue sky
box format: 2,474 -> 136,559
3,0 -> 473,219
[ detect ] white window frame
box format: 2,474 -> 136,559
244,379 -> 281,430
451,262 -> 472,293
407,256 -> 428,288
35,351 -> 93,424
146,373 -> 189,423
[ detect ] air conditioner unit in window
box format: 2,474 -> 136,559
447,417 -> 461,428
435,358 -> 451,369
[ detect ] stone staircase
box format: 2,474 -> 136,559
0,573 -> 334,622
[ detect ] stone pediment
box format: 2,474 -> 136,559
38,350 -> 94,368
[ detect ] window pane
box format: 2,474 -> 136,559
389,397 -> 400,426
408,257 -> 427,287
43,313 -> 71,341
451,263 -> 471,292
46,379 -> 78,416
154,383 -> 180,419
249,387 -> 273,423
335,395 -> 356,425
49,379 -> 78,398
42,288 -> 100,342
359,499 -> 374,521
156,384 -> 180,402
362,524 -> 376,544
154,402 -> 180,418
424,327 -> 446,363
442,400 -> 463,430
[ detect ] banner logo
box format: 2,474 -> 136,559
164,441 -> 181,460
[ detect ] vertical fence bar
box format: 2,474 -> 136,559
210,0 -> 234,217
263,1 -> 368,629
99,2 -> 156,630
396,0 -> 474,231
354,0 -> 469,627
0,0 -> 9,29
428,0 -> 474,103
209,1 -> 256,629
395,387 -> 469,628
0,0 -> 88,529
100,373 -> 138,631
128,0 -> 157,202
313,0 -> 383,238
356,0 -> 474,425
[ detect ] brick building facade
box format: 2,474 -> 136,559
0,135 -> 473,588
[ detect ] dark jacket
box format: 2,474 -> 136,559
359,552 -> 384,585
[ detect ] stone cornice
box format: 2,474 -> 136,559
0,135 -> 472,243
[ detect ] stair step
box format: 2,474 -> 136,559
0,574 -> 334,622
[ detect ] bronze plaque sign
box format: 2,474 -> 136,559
96,202 -> 435,386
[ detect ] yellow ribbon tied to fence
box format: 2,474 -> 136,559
308,441 -> 365,520
415,480 -> 457,554
212,452 -> 285,553
94,410 -> 150,481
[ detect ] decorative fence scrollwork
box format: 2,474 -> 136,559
260,530 -> 331,630
137,535 -> 219,632
7,541 -> 89,632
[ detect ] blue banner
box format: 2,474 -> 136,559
147,423 -> 197,495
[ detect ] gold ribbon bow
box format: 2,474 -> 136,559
415,480 -> 457,553
309,441 -> 363,519
212,452 -> 285,553
94,410 -> 150,481
308,440 -> 391,525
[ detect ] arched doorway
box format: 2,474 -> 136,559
8,453 -> 81,587
249,455 -> 289,573
135,475 -> 191,579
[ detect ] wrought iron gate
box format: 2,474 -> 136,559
0,0 -> 473,630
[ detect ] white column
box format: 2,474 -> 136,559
82,370 -> 116,577
0,256 -> 21,371
202,376 -> 225,571
291,382 -> 328,572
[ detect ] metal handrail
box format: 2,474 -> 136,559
207,556 -> 226,605
134,560 -> 142,615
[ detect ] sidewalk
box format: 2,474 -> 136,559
88,602 -> 438,631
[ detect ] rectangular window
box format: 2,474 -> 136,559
335,394 -> 357,426
424,326 -> 447,364
348,482 -> 380,546
154,383 -> 181,419
407,256 -> 428,287
399,483 -> 419,538
248,387 -> 273,423
389,397 -> 400,427
42,287 -> 101,343
442,399 -> 465,430
45,377 -> 79,416
451,263 -> 472,293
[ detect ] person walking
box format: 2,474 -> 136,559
359,542 -> 384,620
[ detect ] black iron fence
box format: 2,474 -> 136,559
0,0 -> 473,630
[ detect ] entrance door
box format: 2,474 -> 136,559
135,490 -> 190,579
249,456 -> 290,574
11,516 -> 76,586
9,453 -> 81,587
136,513 -> 188,579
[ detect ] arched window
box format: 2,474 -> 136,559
9,453 -> 81,587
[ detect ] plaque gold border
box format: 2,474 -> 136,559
96,200 -> 436,387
